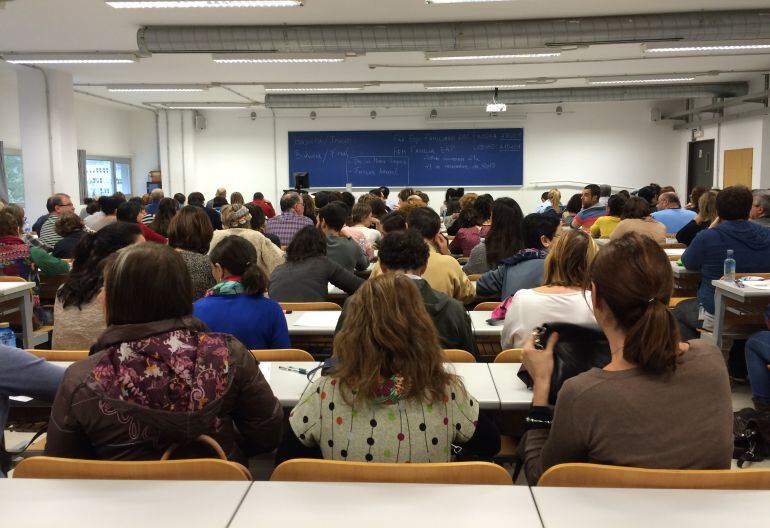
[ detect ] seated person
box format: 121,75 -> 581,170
448,194 -> 493,257
46,243 -> 283,464
571,184 -> 606,230
476,213 -> 559,301
52,212 -> 87,259
276,274 -> 500,464
371,208 -> 475,304
501,229 -> 599,349
167,206 -> 216,301
520,233 -> 733,483
318,202 -> 368,273
463,197 -> 525,275
194,236 -> 290,350
116,200 -> 167,244
337,230 -> 476,355
676,190 -> 717,246
590,194 -> 625,239
652,192 -> 697,234
610,196 -> 666,244
746,326 -> 770,412
269,226 -> 364,302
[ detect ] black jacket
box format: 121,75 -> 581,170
52,230 -> 87,259
192,204 -> 223,230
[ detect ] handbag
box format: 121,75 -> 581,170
733,407 -> 770,467
517,322 -> 611,405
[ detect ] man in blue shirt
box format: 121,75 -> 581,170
675,186 -> 770,340
651,192 -> 696,234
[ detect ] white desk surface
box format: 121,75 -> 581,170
712,279 -> 770,299
533,487 -> 770,528
231,481 -> 542,528
664,247 -> 686,257
0,281 -> 34,296
0,479 -> 250,528
285,310 -> 342,335
447,363 -> 499,410
260,361 -> 319,406
671,261 -> 699,277
469,311 -> 503,337
488,363 -> 532,410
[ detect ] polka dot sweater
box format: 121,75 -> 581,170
288,376 -> 479,463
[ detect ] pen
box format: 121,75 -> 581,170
734,278 -> 745,289
279,366 -> 308,375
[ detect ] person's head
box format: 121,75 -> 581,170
445,188 -> 460,204
113,192 -> 126,203
313,190 -> 342,210
472,194 -> 493,225
607,194 -> 626,218
230,192 -> 244,206
51,193 -> 74,216
660,186 -> 675,194
340,191 -> 355,211
318,202 -> 347,233
102,244 -> 192,326
379,229 -> 429,275
542,229 -> 598,287
221,204 -> 252,229
0,206 -> 22,236
167,205 -> 214,254
458,192 -> 478,211
351,203 -> 373,227
45,196 -> 55,213
173,192 -> 186,206
599,184 -> 612,198
187,192 -> 205,207
416,191 -> 430,205
397,187 -> 415,205
332,273 -> 457,405
656,192 -> 681,211
589,233 -> 680,374
547,188 -> 562,208
698,190 -> 718,224
58,222 -> 144,309
279,191 -> 304,214
406,207 -> 440,240
398,195 -> 427,215
301,193 -> 316,221
286,225 -> 326,262
379,186 -> 390,199
649,183 -> 662,197
86,201 -> 100,215
380,210 -> 407,234
637,186 -> 657,207
244,203 -> 266,230
208,235 -> 267,296
751,190 -> 770,220
540,191 -> 549,203
368,197 -> 388,219
581,184 -> 600,208
116,201 -> 143,224
522,213 -> 560,250
717,185 -> 753,221
688,186 -> 707,212
369,188 -> 384,199
253,192 -> 265,201
485,197 -> 525,266
155,197 -> 180,221
617,189 -> 631,199
150,188 -> 164,203
621,196 -> 652,220
445,199 -> 461,217
54,212 -> 84,237
216,187 -> 227,198
140,194 -> 151,206
565,193 -> 582,215
212,196 -> 228,209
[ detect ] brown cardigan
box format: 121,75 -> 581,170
46,316 -> 283,464
521,340 -> 733,483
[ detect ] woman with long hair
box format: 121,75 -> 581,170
448,194 -> 493,257
167,206 -> 216,301
519,233 -> 733,483
276,274 -> 500,463
676,190 -> 718,246
463,197 -> 525,274
610,196 -> 666,244
148,197 -> 179,238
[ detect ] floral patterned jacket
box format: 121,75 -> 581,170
45,316 -> 283,464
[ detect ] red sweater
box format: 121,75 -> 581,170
138,223 -> 167,244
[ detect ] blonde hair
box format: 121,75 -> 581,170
458,193 -> 478,211
332,274 -> 460,405
220,204 -> 251,229
398,196 -> 428,215
543,229 -> 598,287
547,188 -> 561,208
698,190 -> 718,224
230,192 -> 245,206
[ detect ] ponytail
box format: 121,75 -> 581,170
209,235 -> 267,296
241,262 -> 267,296
623,299 -> 680,374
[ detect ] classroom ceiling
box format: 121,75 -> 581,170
1,0 -> 770,109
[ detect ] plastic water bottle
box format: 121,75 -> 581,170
724,249 -> 736,283
0,322 -> 17,349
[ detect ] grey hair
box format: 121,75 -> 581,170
754,190 -> 770,218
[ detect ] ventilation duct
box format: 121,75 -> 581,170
264,83 -> 748,108
139,10 -> 770,53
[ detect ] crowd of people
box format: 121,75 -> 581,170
0,180 -> 769,482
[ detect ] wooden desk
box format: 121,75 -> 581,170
0,281 -> 42,349
447,363 -> 500,410
488,363 -> 532,410
0,479 -> 250,528
533,487 -> 770,528
231,481 -> 542,528
710,279 -> 770,349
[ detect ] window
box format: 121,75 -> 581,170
85,156 -> 131,198
2,149 -> 24,204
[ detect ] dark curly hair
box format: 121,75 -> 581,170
378,230 -> 429,272
286,225 -> 326,262
54,212 -> 84,237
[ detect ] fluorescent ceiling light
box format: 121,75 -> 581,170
645,41 -> 770,53
587,76 -> 696,85
108,84 -> 208,92
265,83 -> 366,92
159,102 -> 253,109
213,53 -> 345,64
3,53 -> 138,64
426,49 -> 561,61
107,1 -> 302,8
426,0 -> 512,3
425,82 -> 526,90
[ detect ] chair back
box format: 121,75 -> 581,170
494,349 -> 523,363
251,348 -> 314,362
538,463 -> 770,490
13,456 -> 252,481
280,302 -> 341,311
442,349 -> 476,363
473,302 -> 498,311
25,349 -> 88,362
271,459 -> 511,485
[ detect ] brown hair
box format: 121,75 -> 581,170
350,203 -> 372,225
542,229 -> 597,287
621,196 -> 652,219
332,274 -> 460,405
398,196 -> 427,215
698,190 -> 718,224
590,232 -> 680,374
230,192 -> 245,206
103,243 -> 193,326
54,212 -> 84,237
458,193 -> 478,211
0,208 -> 20,236
167,205 -> 214,254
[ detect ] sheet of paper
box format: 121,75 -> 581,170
259,362 -> 271,383
293,311 -> 342,327
10,396 -> 32,402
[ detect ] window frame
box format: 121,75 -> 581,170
84,155 -> 133,198
2,146 -> 24,205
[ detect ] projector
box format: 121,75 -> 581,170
486,102 -> 507,113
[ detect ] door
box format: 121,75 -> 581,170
687,139 -> 714,192
723,148 -> 754,188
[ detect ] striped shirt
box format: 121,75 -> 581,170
572,204 -> 607,229
265,210 -> 314,246
38,215 -> 63,248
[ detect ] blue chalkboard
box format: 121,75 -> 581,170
288,128 -> 523,188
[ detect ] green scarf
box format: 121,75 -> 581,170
205,277 -> 245,297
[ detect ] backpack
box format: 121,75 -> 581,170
733,407 -> 770,467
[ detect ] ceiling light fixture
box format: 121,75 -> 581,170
107,84 -> 208,92
426,0 -> 513,3
264,83 -> 367,93
213,53 -> 345,64
425,82 -> 526,90
426,49 -> 561,61
3,53 -> 138,64
158,102 -> 254,109
587,76 -> 697,85
106,1 -> 302,8
644,41 -> 770,53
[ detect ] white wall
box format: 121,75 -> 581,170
0,67 -> 20,149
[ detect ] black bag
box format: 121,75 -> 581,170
733,407 -> 770,467
518,322 -> 611,405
